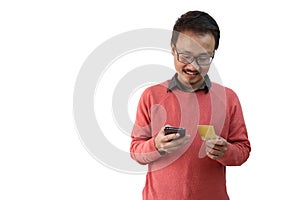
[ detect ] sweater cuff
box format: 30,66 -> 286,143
216,142 -> 233,166
146,137 -> 164,162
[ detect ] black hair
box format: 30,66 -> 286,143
171,11 -> 220,50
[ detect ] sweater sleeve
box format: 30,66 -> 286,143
130,89 -> 162,165
217,90 -> 251,166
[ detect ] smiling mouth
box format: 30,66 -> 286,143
183,69 -> 200,76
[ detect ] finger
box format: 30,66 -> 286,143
165,139 -> 190,153
158,125 -> 169,135
207,152 -> 220,160
206,148 -> 222,156
206,144 -> 226,160
206,142 -> 228,155
164,135 -> 191,152
163,135 -> 189,148
214,137 -> 227,145
206,148 -> 223,159
162,133 -> 179,142
205,140 -> 219,149
206,138 -> 226,147
208,144 -> 225,151
206,142 -> 223,154
173,134 -> 190,144
214,140 -> 226,146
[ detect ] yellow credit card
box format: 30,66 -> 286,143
197,125 -> 217,140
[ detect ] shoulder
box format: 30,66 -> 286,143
140,80 -> 170,101
144,80 -> 169,93
210,82 -> 240,103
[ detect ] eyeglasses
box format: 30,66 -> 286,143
173,45 -> 214,66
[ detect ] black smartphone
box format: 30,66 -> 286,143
164,126 -> 186,139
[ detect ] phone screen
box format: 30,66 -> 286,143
164,126 -> 186,139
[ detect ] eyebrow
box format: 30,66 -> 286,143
178,49 -> 213,56
174,44 -> 214,56
180,49 -> 192,54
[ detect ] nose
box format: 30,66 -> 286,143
187,61 -> 202,73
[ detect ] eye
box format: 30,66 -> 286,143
181,54 -> 193,59
196,55 -> 213,65
197,55 -> 210,61
178,54 -> 193,63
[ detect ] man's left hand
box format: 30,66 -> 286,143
205,137 -> 228,160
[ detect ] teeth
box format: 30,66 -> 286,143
185,70 -> 198,75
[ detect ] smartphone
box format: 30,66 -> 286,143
164,126 -> 186,139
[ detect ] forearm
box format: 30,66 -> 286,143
130,137 -> 162,165
217,140 -> 251,166
218,91 -> 251,166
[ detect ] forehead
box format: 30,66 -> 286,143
175,31 -> 215,54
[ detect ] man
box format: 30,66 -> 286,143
130,11 -> 251,200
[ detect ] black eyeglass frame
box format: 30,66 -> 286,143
173,44 -> 215,66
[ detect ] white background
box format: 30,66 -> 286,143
1,0 -> 300,199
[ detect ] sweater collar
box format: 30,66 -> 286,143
167,73 -> 211,93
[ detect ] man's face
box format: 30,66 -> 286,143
171,30 -> 215,90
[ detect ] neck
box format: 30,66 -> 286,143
177,76 -> 205,92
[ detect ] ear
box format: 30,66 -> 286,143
170,43 -> 175,56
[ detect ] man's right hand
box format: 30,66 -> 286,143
154,125 -> 191,155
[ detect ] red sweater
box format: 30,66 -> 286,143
130,80 -> 251,200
